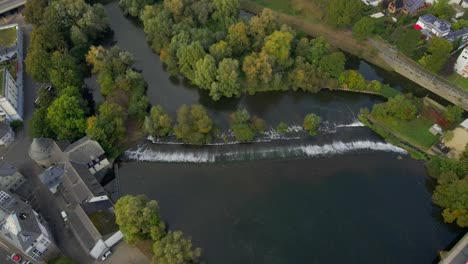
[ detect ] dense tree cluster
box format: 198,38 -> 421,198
144,105 -> 173,138
303,113 -> 321,136
173,104 -> 214,145
426,147 -> 468,228
229,109 -> 266,142
128,0 -> 347,101
115,195 -> 202,264
25,0 -> 109,141
325,0 -> 365,28
444,105 -> 464,124
419,37 -> 453,73
371,94 -> 418,121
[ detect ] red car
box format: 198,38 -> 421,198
10,253 -> 22,263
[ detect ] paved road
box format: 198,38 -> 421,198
0,0 -> 26,15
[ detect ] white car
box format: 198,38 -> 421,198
101,250 -> 112,261
61,211 -> 68,222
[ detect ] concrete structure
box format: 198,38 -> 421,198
463,0 -> 468,8
362,0 -> 381,6
0,162 -> 24,191
429,123 -> 443,135
0,24 -> 23,122
370,12 -> 386,18
0,120 -> 14,146
454,47 -> 468,78
0,0 -> 26,15
29,137 -> 122,260
0,190 -> 55,260
439,232 -> 468,264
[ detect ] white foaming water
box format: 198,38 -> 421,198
336,120 -> 365,128
124,140 -> 407,163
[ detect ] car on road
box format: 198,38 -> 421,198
10,253 -> 22,263
101,250 -> 112,260
61,211 -> 68,222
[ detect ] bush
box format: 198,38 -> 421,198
276,122 -> 288,134
303,113 -> 321,136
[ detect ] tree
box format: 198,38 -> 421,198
209,41 -> 232,62
227,22 -> 250,56
430,0 -> 455,20
326,0 -> 364,28
49,51 -> 83,91
289,57 -> 322,93
210,58 -> 241,100
194,55 -> 217,90
319,52 -> 346,78
242,52 -> 273,89
452,19 -> 468,31
115,195 -> 166,244
23,0 -> 48,24
142,7 -> 174,53
372,94 -> 418,121
444,105 -> 464,124
295,38 -> 310,58
212,0 -> 239,28
303,113 -> 321,136
29,107 -> 56,139
25,46 -> 50,83
144,105 -> 173,138
396,28 -> 421,58
366,80 -> 382,92
419,37 -> 453,73
86,102 -> 126,157
174,105 -> 213,145
353,17 -> 376,41
119,0 -> 158,17
249,8 -> 277,49
47,95 -> 87,141
306,36 -> 330,66
276,122 -> 288,134
433,177 -> 468,227
251,116 -> 267,134
177,42 -> 206,82
230,109 -> 255,142
152,231 -> 202,264
164,0 -> 185,19
262,30 -> 294,67
338,70 -> 366,90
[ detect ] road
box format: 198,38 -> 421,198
0,0 -> 26,15
0,14 -> 95,264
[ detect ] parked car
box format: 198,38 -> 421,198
10,253 -> 22,263
101,250 -> 112,260
61,211 -> 68,222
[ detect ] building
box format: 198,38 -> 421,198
362,0 -> 382,6
0,120 -> 14,146
463,0 -> 468,8
0,23 -> 23,122
388,0 -> 428,14
416,14 -> 451,37
454,46 -> 468,78
29,137 -> 122,260
0,190 -> 55,260
0,162 -> 24,191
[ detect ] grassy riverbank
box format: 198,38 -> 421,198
240,0 -> 393,71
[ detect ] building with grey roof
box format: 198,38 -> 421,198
29,136 -> 121,260
0,162 -> 24,191
416,14 -> 451,37
0,190 -> 55,260
0,120 -> 14,146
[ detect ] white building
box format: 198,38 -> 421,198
416,14 -> 452,37
0,190 -> 55,260
361,0 -> 381,6
0,23 -> 23,122
454,46 -> 468,78
0,120 -> 14,146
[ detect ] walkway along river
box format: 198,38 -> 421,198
99,1 -> 464,263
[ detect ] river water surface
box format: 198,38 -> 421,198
101,2 -> 463,263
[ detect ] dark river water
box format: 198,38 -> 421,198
100,1 -> 463,263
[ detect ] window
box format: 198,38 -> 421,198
0,191 -> 11,203
30,248 -> 43,259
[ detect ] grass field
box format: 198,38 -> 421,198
372,115 -> 439,150
0,26 -> 17,47
447,73 -> 468,91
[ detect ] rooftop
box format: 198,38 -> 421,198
0,26 -> 17,48
38,163 -> 65,191
0,121 -> 10,139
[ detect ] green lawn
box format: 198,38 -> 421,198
447,73 -> 468,91
0,27 -> 17,47
373,115 -> 439,150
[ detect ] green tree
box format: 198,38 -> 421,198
144,105 -> 173,138
295,38 -> 310,58
142,7 -> 174,53
47,95 -> 87,141
353,17 -> 376,41
249,8 -> 277,49
25,47 -> 50,83
276,122 -> 288,134
49,51 -> 83,91
452,19 -> 468,31
396,28 -> 421,58
430,0 -> 455,20
242,52 -> 273,89
306,36 -> 330,66
366,80 -> 382,92
212,0 -> 239,28
433,177 -> 468,227
262,30 -> 294,67
252,116 -> 267,134
319,52 -> 346,78
326,0 -> 364,28
174,105 -> 213,145
163,0 -> 185,19
194,55 -> 217,90
209,41 -> 232,62
227,22 -> 250,56
86,102 -> 126,157
289,57 -> 322,93
303,113 -> 321,136
177,42 -> 206,82
115,195 -> 166,244
23,0 -> 48,24
444,105 -> 464,124
230,109 -> 255,142
419,37 -> 453,73
373,94 -> 418,121
210,58 -> 241,100
29,107 -> 56,139
119,0 -> 158,17
338,70 -> 366,90
152,231 -> 202,264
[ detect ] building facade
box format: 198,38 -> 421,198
0,162 -> 24,191
0,190 -> 55,260
0,120 -> 14,146
454,47 -> 468,78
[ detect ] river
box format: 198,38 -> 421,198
101,1 -> 462,263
